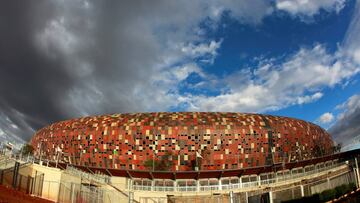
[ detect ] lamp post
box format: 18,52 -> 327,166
152,149 -> 156,171
237,153 -> 240,168
196,149 -> 203,171
55,146 -> 62,168
38,142 -> 43,164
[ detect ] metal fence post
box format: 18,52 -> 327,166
32,171 -> 37,195
70,183 -> 75,203
0,170 -> 3,185
230,191 -> 234,203
300,184 -> 304,197
354,168 -> 359,188
269,191 -> 273,203
26,175 -> 31,194
57,183 -> 62,203
355,157 -> 360,188
128,191 -> 133,203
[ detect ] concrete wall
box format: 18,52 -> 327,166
111,176 -> 128,190
31,163 -> 62,201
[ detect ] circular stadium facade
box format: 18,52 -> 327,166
31,112 -> 334,171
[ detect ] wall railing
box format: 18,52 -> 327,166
130,159 -> 346,192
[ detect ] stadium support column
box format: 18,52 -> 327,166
128,191 -> 134,203
127,179 -> 131,190
151,179 -> 155,191
353,167 -> 359,188
174,180 -> 178,192
268,191 -> 273,203
355,157 -> 360,188
327,177 -> 331,190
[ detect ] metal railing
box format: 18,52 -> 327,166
38,180 -> 129,203
130,159 -> 344,192
0,161 -> 44,197
66,166 -> 111,184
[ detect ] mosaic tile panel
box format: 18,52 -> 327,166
31,112 -> 334,171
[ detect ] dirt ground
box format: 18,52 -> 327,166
0,185 -> 53,203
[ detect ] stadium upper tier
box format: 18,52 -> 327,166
31,112 -> 334,171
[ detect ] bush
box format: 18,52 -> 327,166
319,189 -> 336,201
282,194 -> 320,203
20,144 -> 34,155
143,151 -> 175,171
281,183 -> 355,203
335,184 -> 348,198
334,183 -> 357,198
349,182 -> 356,191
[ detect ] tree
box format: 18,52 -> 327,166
333,143 -> 342,153
313,144 -> 325,157
20,143 -> 34,155
144,159 -> 161,170
144,150 -> 175,171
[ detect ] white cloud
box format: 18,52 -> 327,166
276,0 -> 346,16
172,64 -> 205,81
327,2 -> 360,150
2,0 -> 358,144
33,0 -> 356,119
343,0 -> 360,65
42,0 -> 274,118
335,94 -> 360,120
208,0 -> 273,24
296,92 -> 324,105
186,44 -> 360,112
318,112 -> 335,124
180,40 -> 222,64
353,49 -> 360,64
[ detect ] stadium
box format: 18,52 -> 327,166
1,112 -> 359,203
31,112 -> 334,171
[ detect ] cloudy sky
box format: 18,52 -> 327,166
1,0 -> 360,150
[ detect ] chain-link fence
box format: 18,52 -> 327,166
148,166 -> 356,203
0,161 -> 44,197
56,181 -> 129,203
271,170 -> 354,203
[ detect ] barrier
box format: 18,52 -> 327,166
130,159 -> 343,192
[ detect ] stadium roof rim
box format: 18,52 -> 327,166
40,111 -> 316,128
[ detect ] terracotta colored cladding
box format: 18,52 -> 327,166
31,112 -> 334,171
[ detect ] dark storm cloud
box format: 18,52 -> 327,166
0,0 -> 219,143
0,0 -> 287,145
329,95 -> 360,150
330,0 -> 360,151
0,1 -> 75,142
